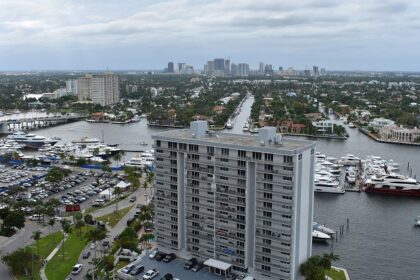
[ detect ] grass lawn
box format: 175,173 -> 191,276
16,231 -> 63,280
326,268 -> 347,280
115,260 -> 130,270
96,205 -> 133,227
45,228 -> 90,280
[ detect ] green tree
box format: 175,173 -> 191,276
48,218 -> 55,236
2,248 -> 37,276
46,167 -> 71,182
31,230 -> 42,259
3,211 -> 25,230
113,187 -> 122,212
60,220 -> 72,260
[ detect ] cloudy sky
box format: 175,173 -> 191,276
0,0 -> 419,71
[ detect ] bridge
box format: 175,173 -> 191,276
0,114 -> 85,134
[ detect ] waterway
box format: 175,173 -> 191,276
4,98 -> 420,280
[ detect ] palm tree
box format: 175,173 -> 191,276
60,220 -> 72,260
113,187 -> 122,212
48,218 -> 55,236
31,230 -> 42,260
112,152 -> 122,167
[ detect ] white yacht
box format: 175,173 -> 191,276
71,137 -> 101,145
339,154 -> 360,166
131,115 -> 141,122
6,131 -> 58,149
125,150 -> 155,169
313,222 -> 335,235
314,181 -> 344,194
312,230 -> 331,241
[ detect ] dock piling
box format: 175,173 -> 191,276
347,218 -> 349,230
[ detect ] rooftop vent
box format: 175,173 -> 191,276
258,127 -> 282,146
190,121 -> 208,139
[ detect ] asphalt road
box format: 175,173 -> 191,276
67,186 -> 150,280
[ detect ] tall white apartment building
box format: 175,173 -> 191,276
152,121 -> 315,280
76,73 -> 120,106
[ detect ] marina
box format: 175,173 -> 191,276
0,103 -> 419,280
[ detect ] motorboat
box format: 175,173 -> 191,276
125,150 -> 154,169
6,131 -> 58,149
71,137 -> 101,145
348,122 -> 356,128
313,222 -> 335,235
364,174 -> 420,197
131,115 -> 141,122
312,230 -> 331,241
339,154 -> 360,166
346,175 -> 356,184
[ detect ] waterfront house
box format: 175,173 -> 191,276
379,126 -> 420,143
369,118 -> 395,132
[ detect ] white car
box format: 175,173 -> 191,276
71,264 -> 83,275
149,249 -> 158,259
90,242 -> 97,249
142,269 -> 159,280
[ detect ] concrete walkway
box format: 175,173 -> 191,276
40,233 -> 68,280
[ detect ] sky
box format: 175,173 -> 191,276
0,0 -> 419,71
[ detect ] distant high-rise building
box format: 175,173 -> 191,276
76,73 -> 120,106
264,64 -> 273,75
313,66 -> 319,76
168,62 -> 174,73
224,59 -> 230,75
66,79 -> 78,95
303,70 -> 311,77
214,58 -> 225,71
125,84 -> 138,94
320,68 -> 326,75
279,66 -> 283,71
206,61 -> 214,76
238,63 -> 249,76
178,63 -> 186,72
259,62 -> 264,73
231,63 -> 239,76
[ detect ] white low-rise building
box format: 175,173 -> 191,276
312,120 -> 334,134
369,118 -> 395,131
380,126 -> 420,143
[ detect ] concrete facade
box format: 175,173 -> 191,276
152,121 -> 315,280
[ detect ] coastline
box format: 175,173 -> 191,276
358,128 -> 420,147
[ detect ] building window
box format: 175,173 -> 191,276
264,153 -> 273,161
283,176 -> 292,181
237,170 -> 246,177
156,140 -> 161,147
220,158 -> 229,162
298,154 -> 302,160
263,202 -> 272,209
168,142 -> 178,149
263,192 -> 272,200
264,173 -> 273,181
264,164 -> 273,171
263,211 -> 272,218
261,265 -> 271,271
238,179 -> 246,186
220,167 -> 229,171
262,247 -> 271,254
284,155 -> 293,163
189,144 -> 199,152
238,150 -> 247,158
180,143 -> 187,150
263,220 -> 271,227
252,152 -> 262,160
221,148 -> 229,156
262,256 -> 271,263
263,183 -> 273,191
237,160 -> 246,167
262,238 -> 271,245
207,146 -> 214,155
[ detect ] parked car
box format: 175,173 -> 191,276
149,249 -> 158,259
90,242 -> 97,249
121,264 -> 136,274
155,252 -> 167,261
71,264 -> 83,275
143,269 -> 159,280
82,251 -> 91,259
129,196 -> 136,202
192,262 -> 204,272
102,240 -> 110,247
163,253 -> 176,263
160,273 -> 173,280
184,258 -> 198,270
130,265 -> 145,276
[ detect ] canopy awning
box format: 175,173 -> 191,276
203,258 -> 232,271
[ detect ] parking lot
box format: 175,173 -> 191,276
118,251 -> 225,280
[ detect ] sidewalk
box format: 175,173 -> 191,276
40,233 -> 68,280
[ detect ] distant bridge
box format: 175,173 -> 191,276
0,115 -> 85,134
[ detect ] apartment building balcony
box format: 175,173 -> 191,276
185,197 -> 215,208
256,175 -> 294,186
255,186 -> 293,196
256,195 -> 293,206
215,186 -> 246,197
255,242 -> 291,255
256,167 -> 294,176
255,230 -> 292,242
186,230 -> 214,242
216,227 -> 245,241
185,189 -> 215,200
185,184 -> 214,193
186,164 -> 215,174
186,214 -> 215,226
186,239 -> 215,251
216,195 -> 246,206
256,204 -> 293,214
217,204 -> 244,214
216,213 -> 245,225
255,220 -> 292,233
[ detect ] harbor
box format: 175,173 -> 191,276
0,104 -> 419,280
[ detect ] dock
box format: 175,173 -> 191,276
0,115 -> 85,134
359,128 -> 420,147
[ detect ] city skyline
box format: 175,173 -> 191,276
0,0 -> 419,71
